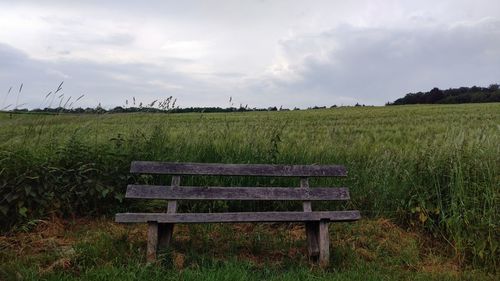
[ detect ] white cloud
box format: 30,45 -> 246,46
0,0 -> 499,108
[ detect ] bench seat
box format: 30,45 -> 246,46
116,211 -> 361,223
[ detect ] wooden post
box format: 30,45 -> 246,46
158,175 -> 180,248
318,220 -> 330,267
158,223 -> 174,247
301,177 -> 320,259
147,222 -> 159,263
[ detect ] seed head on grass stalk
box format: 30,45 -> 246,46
1,86 -> 13,109
14,83 -> 23,110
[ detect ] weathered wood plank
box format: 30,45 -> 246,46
125,185 -> 350,201
147,222 -> 158,263
301,178 -> 312,211
158,224 -> 172,248
116,211 -> 361,223
301,177 -> 320,258
167,176 -> 180,213
130,161 -> 347,177
318,220 -> 330,267
306,221 -> 319,258
158,176 -> 180,248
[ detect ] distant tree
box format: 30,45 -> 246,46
311,106 -> 326,110
112,106 -> 125,113
388,84 -> 500,105
428,87 -> 444,103
488,84 -> 499,91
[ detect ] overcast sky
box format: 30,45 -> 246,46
1,0 -> 499,109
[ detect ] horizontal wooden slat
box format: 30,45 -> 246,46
130,161 -> 347,177
116,211 -> 361,223
126,185 -> 350,201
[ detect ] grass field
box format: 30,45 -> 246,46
0,103 -> 499,278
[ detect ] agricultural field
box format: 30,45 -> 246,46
0,103 -> 499,280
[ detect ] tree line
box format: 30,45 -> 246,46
7,106 -> 289,114
388,84 -> 500,105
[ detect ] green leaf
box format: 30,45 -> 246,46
19,207 -> 28,217
101,188 -> 110,197
419,212 -> 428,224
114,194 -> 124,202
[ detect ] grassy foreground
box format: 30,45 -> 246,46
0,103 -> 499,271
0,218 -> 495,281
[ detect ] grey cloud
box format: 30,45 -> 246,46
0,44 -> 26,68
0,43 -> 229,109
264,20 -> 500,105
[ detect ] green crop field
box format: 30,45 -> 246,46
0,103 -> 499,280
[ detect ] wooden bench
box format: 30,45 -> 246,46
115,161 -> 360,267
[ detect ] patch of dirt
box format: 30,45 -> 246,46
0,217 -> 75,256
39,257 -> 72,274
172,252 -> 185,270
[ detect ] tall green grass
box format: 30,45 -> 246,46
0,103 -> 498,270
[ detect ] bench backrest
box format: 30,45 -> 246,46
126,161 -> 350,204
130,161 -> 347,177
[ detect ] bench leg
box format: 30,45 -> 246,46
318,220 -> 330,268
147,222 -> 159,263
305,222 -> 320,260
158,223 -> 174,248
